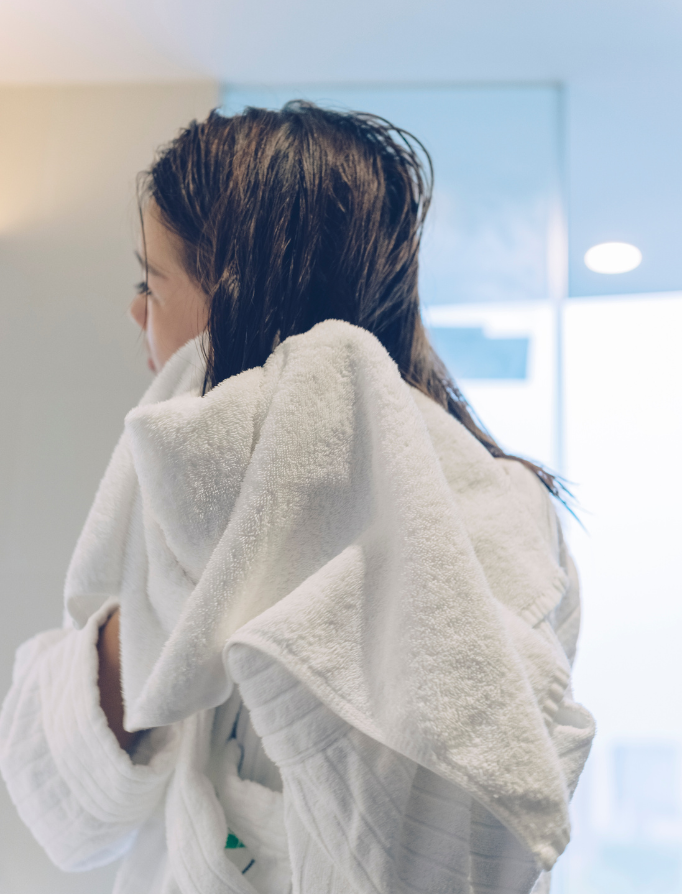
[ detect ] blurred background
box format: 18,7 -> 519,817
0,2 -> 681,892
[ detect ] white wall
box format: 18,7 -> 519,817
563,293 -> 682,744
0,80 -> 218,894
553,292 -> 682,892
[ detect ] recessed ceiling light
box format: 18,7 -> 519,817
584,242 -> 642,274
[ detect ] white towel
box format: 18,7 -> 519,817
64,319 -> 593,872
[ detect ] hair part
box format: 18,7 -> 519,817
140,102 -> 562,498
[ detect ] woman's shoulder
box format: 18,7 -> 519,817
409,385 -> 561,559
495,457 -> 560,556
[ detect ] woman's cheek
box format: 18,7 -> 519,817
145,303 -> 165,370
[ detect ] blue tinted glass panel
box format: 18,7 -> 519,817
428,327 -> 529,379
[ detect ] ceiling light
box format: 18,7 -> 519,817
584,242 -> 642,274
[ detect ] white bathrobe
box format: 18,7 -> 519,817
0,320 -> 594,894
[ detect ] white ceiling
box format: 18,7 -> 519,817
0,0 -> 680,86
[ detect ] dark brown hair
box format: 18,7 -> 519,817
140,102 -> 559,496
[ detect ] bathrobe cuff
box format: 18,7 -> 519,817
0,601 -> 178,872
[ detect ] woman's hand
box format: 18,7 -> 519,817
97,610 -> 139,752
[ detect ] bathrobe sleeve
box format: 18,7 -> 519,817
229,581 -> 590,894
230,644 -> 545,894
0,601 -> 178,872
227,462 -> 593,894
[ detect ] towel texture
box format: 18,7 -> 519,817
1,320 -> 594,892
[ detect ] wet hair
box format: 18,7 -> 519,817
139,102 -> 560,496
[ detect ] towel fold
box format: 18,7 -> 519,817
64,319 -> 593,871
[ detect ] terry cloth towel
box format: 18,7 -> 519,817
64,320 -> 594,876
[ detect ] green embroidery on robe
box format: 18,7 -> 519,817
225,831 -> 245,849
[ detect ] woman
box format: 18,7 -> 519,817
0,103 -> 594,894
